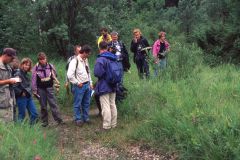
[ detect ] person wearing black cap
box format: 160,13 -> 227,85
0,48 -> 18,123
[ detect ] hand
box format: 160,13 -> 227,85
90,84 -> 94,90
134,38 -> 137,43
8,79 -> 17,84
78,83 -> 83,88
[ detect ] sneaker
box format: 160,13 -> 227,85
75,120 -> 84,127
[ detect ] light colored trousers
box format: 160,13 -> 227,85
100,92 -> 117,129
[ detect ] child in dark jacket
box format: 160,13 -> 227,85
14,58 -> 38,124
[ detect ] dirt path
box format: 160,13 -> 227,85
49,108 -> 175,160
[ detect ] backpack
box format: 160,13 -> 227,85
66,56 -> 79,78
104,58 -> 123,86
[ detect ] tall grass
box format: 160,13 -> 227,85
0,123 -> 61,160
118,41 -> 240,159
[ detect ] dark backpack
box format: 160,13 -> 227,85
104,58 -> 123,85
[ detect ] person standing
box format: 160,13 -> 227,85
108,31 -> 130,72
97,27 -> 112,48
94,41 -> 118,131
32,52 -> 63,127
0,48 -> 17,123
65,44 -> 81,93
130,28 -> 150,79
67,45 -> 93,126
152,31 -> 170,75
13,58 -> 39,124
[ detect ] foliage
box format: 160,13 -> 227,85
0,123 -> 61,160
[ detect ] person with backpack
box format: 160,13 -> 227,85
0,48 -> 17,123
13,58 -> 38,124
32,52 -> 64,127
130,28 -> 150,79
67,45 -> 93,126
65,44 -> 81,94
94,41 -> 122,132
152,31 -> 170,75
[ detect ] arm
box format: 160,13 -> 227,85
31,65 -> 38,93
152,41 -> 159,58
94,60 -> 105,79
0,79 -> 16,85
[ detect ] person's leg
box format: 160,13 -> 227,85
72,84 -> 85,122
160,58 -> 167,70
109,92 -> 117,128
81,84 -> 91,122
26,97 -> 39,124
16,97 -> 27,122
94,95 -> 101,116
136,59 -> 144,79
38,88 -> 48,125
143,58 -> 150,78
46,87 -> 62,123
99,93 -> 111,129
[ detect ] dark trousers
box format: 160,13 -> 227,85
38,87 -> 62,124
135,57 -> 150,79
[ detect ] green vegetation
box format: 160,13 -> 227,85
0,123 -> 60,160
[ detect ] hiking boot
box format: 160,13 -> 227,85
57,120 -> 65,125
75,120 -> 84,127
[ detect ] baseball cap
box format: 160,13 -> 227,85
3,48 -> 17,57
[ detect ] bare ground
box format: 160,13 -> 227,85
47,107 -> 177,160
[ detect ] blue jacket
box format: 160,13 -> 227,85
94,51 -> 117,96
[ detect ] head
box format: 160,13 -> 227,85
158,31 -> 166,41
20,58 -> 32,72
99,41 -> 108,53
133,28 -> 142,40
1,48 -> 17,64
110,31 -> 119,42
79,45 -> 92,59
100,27 -> 108,38
74,45 -> 81,56
9,57 -> 20,70
37,52 -> 47,66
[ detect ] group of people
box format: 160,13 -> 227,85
0,28 -> 170,132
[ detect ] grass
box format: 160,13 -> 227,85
0,123 -> 61,160
1,40 -> 240,159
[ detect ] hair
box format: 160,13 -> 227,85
9,57 -> 20,69
99,41 -> 108,50
37,52 -> 47,60
158,31 -> 166,38
74,44 -> 81,52
110,31 -> 118,36
100,27 -> 108,32
79,45 -> 92,54
20,58 -> 32,71
133,28 -> 142,35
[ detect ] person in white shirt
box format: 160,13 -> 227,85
67,45 -> 93,126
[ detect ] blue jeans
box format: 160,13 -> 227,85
72,83 -> 91,122
154,58 -> 167,76
16,96 -> 38,124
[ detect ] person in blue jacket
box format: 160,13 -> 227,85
94,41 -> 118,132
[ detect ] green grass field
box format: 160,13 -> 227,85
1,41 -> 240,159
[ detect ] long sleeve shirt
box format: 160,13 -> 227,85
32,63 -> 57,92
67,55 -> 92,85
152,39 -> 170,58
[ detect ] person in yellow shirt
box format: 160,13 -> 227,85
97,27 -> 112,48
